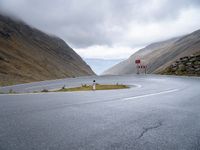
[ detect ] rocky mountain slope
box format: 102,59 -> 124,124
103,29 -> 200,76
0,14 -> 95,85
160,52 -> 200,76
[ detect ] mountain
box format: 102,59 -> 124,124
103,29 -> 200,76
0,14 -> 95,86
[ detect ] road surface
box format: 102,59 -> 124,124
0,74 -> 200,150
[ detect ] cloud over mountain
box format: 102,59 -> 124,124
0,0 -> 200,59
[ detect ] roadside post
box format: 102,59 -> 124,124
93,80 -> 96,91
145,65 -> 147,74
135,59 -> 141,74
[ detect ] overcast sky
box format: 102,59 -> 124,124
0,0 -> 200,59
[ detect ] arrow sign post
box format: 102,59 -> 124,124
135,59 -> 141,74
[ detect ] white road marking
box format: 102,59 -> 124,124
0,88 -> 179,100
25,83 -> 142,91
122,89 -> 179,100
133,84 -> 142,88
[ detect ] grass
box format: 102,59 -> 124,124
0,89 -> 17,94
55,84 -> 129,92
0,84 -> 129,94
0,81 -> 17,87
160,67 -> 200,76
0,91 -> 5,94
8,89 -> 17,94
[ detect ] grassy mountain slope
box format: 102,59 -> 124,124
0,14 -> 95,85
103,29 -> 200,76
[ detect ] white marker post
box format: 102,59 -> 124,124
145,65 -> 147,74
93,80 -> 96,91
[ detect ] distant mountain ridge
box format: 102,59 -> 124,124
0,14 -> 95,85
103,29 -> 200,75
85,58 -> 123,75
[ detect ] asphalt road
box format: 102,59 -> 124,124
0,74 -> 200,150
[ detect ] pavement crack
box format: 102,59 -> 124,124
136,121 -> 162,140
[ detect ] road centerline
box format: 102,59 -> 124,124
122,89 -> 179,101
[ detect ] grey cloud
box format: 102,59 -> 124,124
0,0 -> 200,48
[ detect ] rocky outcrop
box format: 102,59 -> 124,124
161,53 -> 200,76
0,14 -> 95,86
